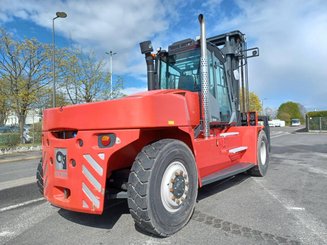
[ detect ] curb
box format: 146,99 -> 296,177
0,155 -> 41,164
0,145 -> 41,155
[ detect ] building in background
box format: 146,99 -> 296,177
5,109 -> 42,126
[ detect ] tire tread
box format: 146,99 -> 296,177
127,139 -> 176,237
249,131 -> 269,177
36,159 -> 44,195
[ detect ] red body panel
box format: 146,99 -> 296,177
42,89 -> 261,214
43,90 -> 200,131
43,129 -> 140,214
193,126 -> 260,186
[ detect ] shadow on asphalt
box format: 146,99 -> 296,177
57,173 -> 252,232
197,173 -> 250,201
58,199 -> 129,229
271,144 -> 327,154
294,127 -> 307,133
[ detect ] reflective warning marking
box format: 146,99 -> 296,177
82,200 -> 89,209
82,165 -> 101,192
83,154 -> 103,176
82,182 -> 100,209
168,120 -> 175,125
98,153 -> 105,160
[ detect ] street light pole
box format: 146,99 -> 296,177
52,12 -> 67,108
105,51 -> 117,99
261,98 -> 268,115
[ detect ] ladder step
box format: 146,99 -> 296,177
202,162 -> 254,186
220,132 -> 239,137
229,146 -> 248,154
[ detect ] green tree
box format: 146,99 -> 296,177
278,111 -> 291,123
35,87 -> 70,109
0,28 -> 51,142
240,91 -> 262,113
277,101 -> 304,125
249,91 -> 262,112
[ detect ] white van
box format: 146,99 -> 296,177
291,119 -> 301,126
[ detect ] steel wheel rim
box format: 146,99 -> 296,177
160,161 -> 189,213
260,141 -> 267,165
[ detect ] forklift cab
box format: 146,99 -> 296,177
157,40 -> 233,124
140,30 -> 260,127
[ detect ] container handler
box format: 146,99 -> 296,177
37,14 -> 270,237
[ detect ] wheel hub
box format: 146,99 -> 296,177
171,175 -> 185,198
161,162 -> 189,212
260,141 -> 267,165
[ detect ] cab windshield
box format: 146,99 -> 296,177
159,49 -> 200,92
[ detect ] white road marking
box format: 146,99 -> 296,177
0,202 -> 57,244
0,231 -> 15,237
254,179 -> 327,243
0,176 -> 36,191
287,207 -> 305,211
270,131 -> 290,139
306,166 -> 327,176
285,160 -> 327,177
0,197 -> 44,213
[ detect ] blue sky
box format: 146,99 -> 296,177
0,0 -> 326,110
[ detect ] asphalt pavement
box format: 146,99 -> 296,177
0,151 -> 41,191
0,127 -> 327,245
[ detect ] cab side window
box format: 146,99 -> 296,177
214,57 -> 232,122
208,51 -> 216,97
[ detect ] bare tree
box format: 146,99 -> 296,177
0,29 -> 51,142
0,78 -> 10,126
58,48 -> 124,104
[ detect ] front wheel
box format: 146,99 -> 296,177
249,130 -> 269,177
127,139 -> 198,237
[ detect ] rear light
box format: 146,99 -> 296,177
98,134 -> 116,148
101,135 -> 111,146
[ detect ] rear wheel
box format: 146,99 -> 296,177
36,159 -> 44,195
249,130 -> 269,177
127,139 -> 198,237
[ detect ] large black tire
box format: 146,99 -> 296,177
36,158 -> 44,195
249,130 -> 269,177
127,139 -> 198,237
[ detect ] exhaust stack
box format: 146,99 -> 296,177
140,41 -> 155,90
198,14 -> 210,138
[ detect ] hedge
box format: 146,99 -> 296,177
0,133 -> 20,147
307,111 -> 327,117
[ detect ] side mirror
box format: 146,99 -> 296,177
233,69 -> 240,80
244,47 -> 259,58
140,41 -> 153,54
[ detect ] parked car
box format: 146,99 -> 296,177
0,125 -> 32,143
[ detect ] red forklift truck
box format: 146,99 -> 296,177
37,14 -> 270,237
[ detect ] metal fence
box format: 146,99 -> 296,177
306,116 -> 327,131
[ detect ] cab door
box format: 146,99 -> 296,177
207,50 -> 232,123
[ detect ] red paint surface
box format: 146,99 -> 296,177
42,90 -> 262,214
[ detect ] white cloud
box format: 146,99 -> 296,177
1,0 -> 326,109
0,0 -> 177,78
213,0 -> 327,108
122,86 -> 147,96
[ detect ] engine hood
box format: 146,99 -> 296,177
43,90 -> 200,131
